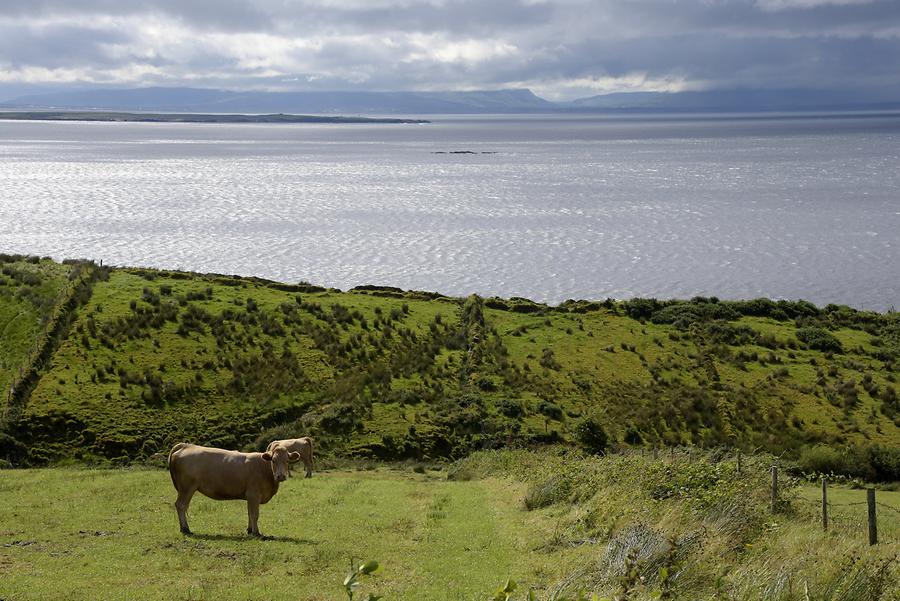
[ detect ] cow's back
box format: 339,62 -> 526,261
268,437 -> 312,456
267,437 -> 314,477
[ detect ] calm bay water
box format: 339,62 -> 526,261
1,113 -> 898,310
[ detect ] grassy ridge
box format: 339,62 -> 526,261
0,257 -> 898,467
0,256 -> 73,405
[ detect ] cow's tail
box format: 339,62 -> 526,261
168,442 -> 189,491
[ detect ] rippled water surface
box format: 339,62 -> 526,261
1,114 -> 898,309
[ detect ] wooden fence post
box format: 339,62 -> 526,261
736,450 -> 742,475
821,478 -> 828,531
867,488 -> 877,546
770,466 -> 778,513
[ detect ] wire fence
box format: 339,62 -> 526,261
609,447 -> 900,546
790,479 -> 899,544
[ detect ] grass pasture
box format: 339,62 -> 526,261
0,466 -> 551,601
2,452 -> 898,601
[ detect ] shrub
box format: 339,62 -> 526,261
624,426 -> 644,445
623,298 -> 664,321
539,348 -> 561,370
798,445 -> 846,476
796,327 -> 843,353
574,417 -> 609,455
867,444 -> 900,481
475,376 -> 497,392
650,301 -> 739,327
798,444 -> 900,482
538,400 -> 563,420
0,432 -> 27,464
496,398 -> 526,419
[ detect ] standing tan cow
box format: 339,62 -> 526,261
167,442 -> 301,536
265,437 -> 314,478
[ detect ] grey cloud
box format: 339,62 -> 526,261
0,0 -> 899,99
0,23 -> 131,69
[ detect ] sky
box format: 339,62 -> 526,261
0,0 -> 899,101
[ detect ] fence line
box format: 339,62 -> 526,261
609,447 -> 895,546
876,502 -> 900,516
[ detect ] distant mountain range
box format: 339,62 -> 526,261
0,87 -> 554,114
2,86 -> 899,114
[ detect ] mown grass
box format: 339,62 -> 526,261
0,466 -> 553,601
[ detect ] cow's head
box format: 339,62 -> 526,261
262,445 -> 302,482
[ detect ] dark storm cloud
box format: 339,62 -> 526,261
0,0 -> 898,99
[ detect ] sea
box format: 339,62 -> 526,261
1,112 -> 898,311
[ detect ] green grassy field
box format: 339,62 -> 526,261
1,451 -> 897,600
1,257 -> 898,471
0,466 -> 552,601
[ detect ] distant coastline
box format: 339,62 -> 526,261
0,111 -> 430,124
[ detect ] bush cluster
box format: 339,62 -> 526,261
796,326 -> 844,353
797,443 -> 900,482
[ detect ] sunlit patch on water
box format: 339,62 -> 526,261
1,116 -> 899,310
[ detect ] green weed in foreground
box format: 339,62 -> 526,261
343,560 -> 381,601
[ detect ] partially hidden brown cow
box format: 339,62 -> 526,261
265,437 -> 314,478
167,442 -> 301,536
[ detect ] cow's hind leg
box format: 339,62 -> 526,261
175,485 -> 197,535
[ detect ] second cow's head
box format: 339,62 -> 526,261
262,445 -> 302,482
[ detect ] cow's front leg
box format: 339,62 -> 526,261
246,496 -> 262,536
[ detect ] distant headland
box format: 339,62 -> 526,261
0,111 -> 430,124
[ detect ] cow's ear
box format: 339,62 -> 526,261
288,451 -> 301,463
262,452 -> 273,462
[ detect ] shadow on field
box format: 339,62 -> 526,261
184,532 -> 318,545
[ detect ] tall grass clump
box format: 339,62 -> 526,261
449,448 -> 898,600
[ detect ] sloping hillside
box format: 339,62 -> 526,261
0,256 -> 74,407
1,259 -> 898,466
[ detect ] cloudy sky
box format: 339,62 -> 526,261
1,0 -> 899,101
